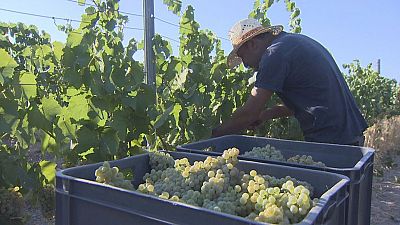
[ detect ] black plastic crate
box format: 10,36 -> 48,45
177,135 -> 374,225
56,151 -> 350,225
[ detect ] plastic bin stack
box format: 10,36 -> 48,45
56,151 -> 350,225
177,135 -> 375,225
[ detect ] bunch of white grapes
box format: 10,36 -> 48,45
242,145 -> 326,168
134,148 -> 318,224
287,155 -> 326,167
263,175 -> 315,197
149,151 -> 175,170
242,144 -> 285,162
95,161 -> 134,190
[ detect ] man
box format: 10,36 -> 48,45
211,18 -> 367,146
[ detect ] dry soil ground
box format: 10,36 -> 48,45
370,154 -> 400,225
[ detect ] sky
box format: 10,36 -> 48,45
0,0 -> 399,82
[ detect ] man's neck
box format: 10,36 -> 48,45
264,32 -> 281,48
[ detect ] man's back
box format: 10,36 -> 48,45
255,32 -> 368,144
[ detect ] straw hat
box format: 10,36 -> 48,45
227,18 -> 283,69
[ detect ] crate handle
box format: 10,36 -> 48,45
55,179 -> 71,225
62,179 -> 70,193
319,188 -> 349,224
361,158 -> 373,175
320,199 -> 336,222
336,190 -> 349,208
355,159 -> 374,185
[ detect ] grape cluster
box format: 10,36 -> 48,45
263,175 -> 315,197
149,151 -> 175,171
0,186 -> 24,222
135,148 -> 318,224
242,145 -> 285,162
242,145 -> 326,168
287,155 -> 326,167
95,161 -> 134,190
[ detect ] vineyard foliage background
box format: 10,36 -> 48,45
0,0 -> 399,199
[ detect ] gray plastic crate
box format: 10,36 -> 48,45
56,151 -> 350,225
177,135 -> 374,225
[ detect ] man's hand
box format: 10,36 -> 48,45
210,87 -> 274,137
211,126 -> 222,138
247,109 -> 269,130
247,106 -> 295,131
247,119 -> 263,130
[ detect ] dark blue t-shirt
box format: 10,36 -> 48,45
255,32 -> 368,145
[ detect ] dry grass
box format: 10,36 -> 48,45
364,115 -> 400,175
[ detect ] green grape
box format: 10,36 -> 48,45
268,196 -> 276,204
159,192 -> 170,200
239,196 -> 247,205
234,185 -> 241,193
170,195 -> 180,202
290,205 -> 299,214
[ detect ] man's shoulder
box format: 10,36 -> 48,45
272,32 -> 315,45
264,33 -> 307,60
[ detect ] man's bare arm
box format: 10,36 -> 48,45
260,104 -> 294,120
212,87 -> 273,137
247,105 -> 294,129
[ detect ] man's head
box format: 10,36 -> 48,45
236,32 -> 274,70
227,18 -> 283,70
